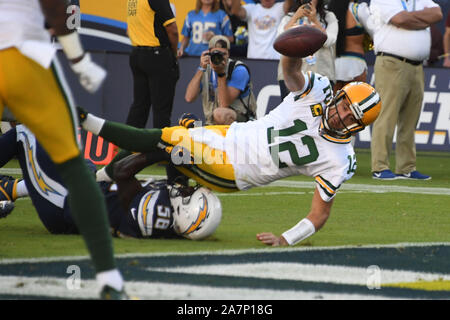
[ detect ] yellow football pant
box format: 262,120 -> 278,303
161,126 -> 238,193
0,48 -> 80,164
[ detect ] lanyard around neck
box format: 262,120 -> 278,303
401,0 -> 416,11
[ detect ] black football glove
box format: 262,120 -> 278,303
178,113 -> 200,128
77,106 -> 89,125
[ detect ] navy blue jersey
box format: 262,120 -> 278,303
0,125 -> 180,239
104,181 -> 179,239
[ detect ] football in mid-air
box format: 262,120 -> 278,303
273,25 -> 327,57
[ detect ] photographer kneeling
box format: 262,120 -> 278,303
185,35 -> 257,125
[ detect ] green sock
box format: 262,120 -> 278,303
56,155 -> 115,273
100,121 -> 163,153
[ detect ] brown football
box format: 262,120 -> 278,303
273,25 -> 328,58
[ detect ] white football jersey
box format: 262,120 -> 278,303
0,0 -> 50,49
225,72 -> 356,202
0,0 -> 56,67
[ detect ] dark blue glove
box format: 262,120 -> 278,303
178,113 -> 200,128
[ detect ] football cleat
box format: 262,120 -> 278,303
0,175 -> 20,201
100,285 -> 130,300
0,200 -> 15,219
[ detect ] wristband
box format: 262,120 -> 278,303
57,32 -> 84,60
198,66 -> 206,72
217,72 -> 226,78
281,218 -> 316,246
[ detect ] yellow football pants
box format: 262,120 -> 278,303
0,48 -> 80,164
161,125 -> 238,193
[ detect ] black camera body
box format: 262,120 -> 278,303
208,50 -> 226,65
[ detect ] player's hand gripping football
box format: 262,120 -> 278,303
71,53 -> 107,93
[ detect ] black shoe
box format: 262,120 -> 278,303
100,285 -> 129,300
0,200 -> 14,219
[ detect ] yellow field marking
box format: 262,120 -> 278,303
383,280 -> 450,291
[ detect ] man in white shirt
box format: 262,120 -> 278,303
369,0 -> 442,181
230,0 -> 294,59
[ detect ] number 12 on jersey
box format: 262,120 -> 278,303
347,154 -> 357,174
267,119 -> 319,168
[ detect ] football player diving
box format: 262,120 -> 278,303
77,53 -> 381,247
0,124 -> 222,241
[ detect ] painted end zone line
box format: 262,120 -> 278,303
1,242 -> 449,265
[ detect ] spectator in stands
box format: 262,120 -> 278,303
369,0 -> 442,181
277,0 -> 338,99
185,36 -> 257,125
178,0 -> 234,57
221,0 -> 249,57
328,0 -> 372,92
443,10 -> 450,67
231,0 -> 294,60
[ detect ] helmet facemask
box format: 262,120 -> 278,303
322,89 -> 366,139
168,185 -> 197,231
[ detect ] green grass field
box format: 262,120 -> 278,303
1,149 -> 449,260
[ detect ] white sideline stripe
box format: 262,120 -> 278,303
0,275 -> 397,300
217,191 -> 309,197
147,262 -> 450,286
272,180 -> 450,196
78,28 -> 132,45
2,169 -> 449,195
1,242 -> 449,265
136,174 -> 450,196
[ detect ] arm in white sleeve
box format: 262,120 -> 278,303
323,11 -> 338,48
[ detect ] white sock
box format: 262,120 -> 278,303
96,167 -> 113,182
83,114 -> 105,136
15,180 -> 29,198
96,269 -> 124,292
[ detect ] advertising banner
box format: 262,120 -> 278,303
78,0 -> 195,50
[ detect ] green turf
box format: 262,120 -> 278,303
1,149 -> 449,259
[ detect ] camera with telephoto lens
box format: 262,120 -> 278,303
208,50 -> 225,65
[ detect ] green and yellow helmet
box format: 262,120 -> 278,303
323,82 -> 382,138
